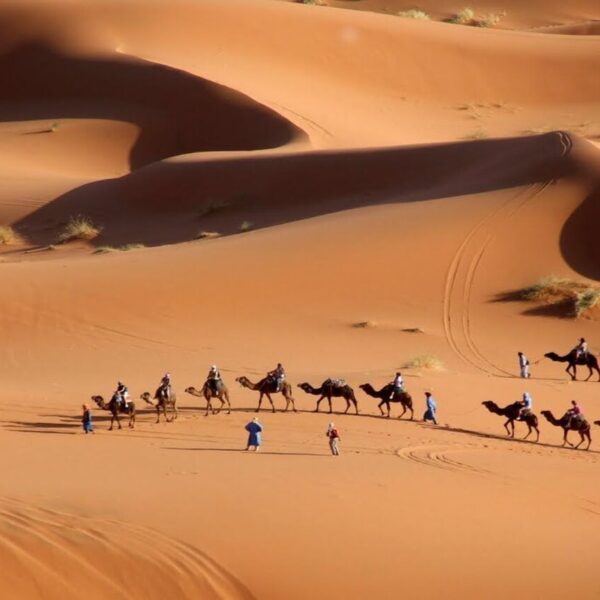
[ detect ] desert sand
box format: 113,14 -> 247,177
1,0 -> 599,598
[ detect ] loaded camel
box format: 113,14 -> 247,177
544,350 -> 600,382
91,394 -> 135,430
359,383 -> 413,419
185,384 -> 231,416
482,400 -> 540,441
541,410 -> 592,450
235,376 -> 296,413
297,380 -> 359,414
140,387 -> 178,423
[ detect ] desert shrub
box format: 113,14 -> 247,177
58,216 -> 101,243
195,231 -> 221,240
402,354 -> 444,370
93,246 -> 116,254
239,221 -> 254,232
0,226 -> 19,245
465,129 -> 488,140
397,9 -> 430,20
518,276 -> 600,318
120,243 -> 145,251
198,199 -> 230,218
449,7 -> 474,24
352,320 -> 377,328
574,290 -> 600,318
474,12 -> 505,27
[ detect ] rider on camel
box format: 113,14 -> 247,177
518,392 -> 532,420
389,371 -> 405,400
206,365 -> 222,394
574,338 -> 588,361
268,363 -> 286,392
159,372 -> 172,401
565,400 -> 583,428
115,381 -> 129,407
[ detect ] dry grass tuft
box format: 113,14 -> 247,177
397,9 -> 430,20
352,320 -> 377,329
239,221 -> 254,232
474,11 -> 505,27
402,354 -> 445,370
58,216 -> 101,243
519,276 -> 600,318
449,7 -> 474,24
195,231 -> 221,240
0,226 -> 20,246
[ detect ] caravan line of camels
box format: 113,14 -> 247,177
90,352 -> 600,450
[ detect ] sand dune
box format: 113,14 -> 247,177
1,0 -> 599,598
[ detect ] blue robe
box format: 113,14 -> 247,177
245,421 -> 263,446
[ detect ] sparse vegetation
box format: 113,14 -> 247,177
0,226 -> 19,246
518,276 -> 600,318
402,354 -> 445,370
195,231 -> 221,240
352,320 -> 377,329
397,9 -> 430,20
93,243 -> 145,255
474,11 -> 505,27
239,221 -> 254,232
401,327 -> 424,333
58,216 -> 101,243
464,129 -> 489,140
302,0 -> 327,5
448,7 -> 474,24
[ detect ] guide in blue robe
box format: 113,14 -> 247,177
245,419 -> 263,448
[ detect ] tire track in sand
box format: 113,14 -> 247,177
442,181 -> 552,376
0,497 -> 254,600
395,444 -> 494,476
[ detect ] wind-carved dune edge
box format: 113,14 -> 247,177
0,497 -> 255,600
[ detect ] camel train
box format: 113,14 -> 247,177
89,347 -> 599,449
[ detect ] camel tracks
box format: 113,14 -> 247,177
395,444 -> 493,476
443,183 -> 551,376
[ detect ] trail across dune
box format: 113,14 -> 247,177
0,497 -> 253,600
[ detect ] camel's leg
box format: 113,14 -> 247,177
398,404 -> 407,420
256,393 -> 263,413
155,405 -> 160,424
287,393 -> 297,413
266,393 -> 275,413
377,401 -> 385,416
343,397 -> 350,414
586,432 -> 591,450
109,414 -> 114,431
204,399 -> 211,417
353,398 -> 359,415
164,402 -> 171,423
503,419 -> 512,437
217,396 -> 226,415
224,393 -> 232,414
534,426 -> 539,442
172,402 -> 178,421
574,431 -> 584,449
409,405 -> 414,421
563,429 -> 574,447
567,364 -> 576,381
129,410 -> 135,429
523,424 -> 531,440
116,414 -> 122,430
315,396 -> 325,413
585,365 -> 593,382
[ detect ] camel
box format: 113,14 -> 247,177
140,388 -> 178,423
91,394 -> 135,430
481,400 -> 540,441
544,350 -> 600,382
235,376 -> 296,413
541,410 -> 592,450
359,383 -> 413,419
185,384 -> 231,416
297,381 -> 359,414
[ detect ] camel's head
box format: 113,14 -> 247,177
235,376 -> 247,386
140,392 -> 152,401
184,387 -> 195,394
594,421 -> 600,426
482,400 -> 495,410
297,383 -> 310,391
544,352 -> 559,360
359,383 -> 373,393
91,395 -> 103,407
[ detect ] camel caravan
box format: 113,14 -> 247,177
89,344 -> 600,450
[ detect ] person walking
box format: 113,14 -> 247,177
326,422 -> 341,456
423,392 -> 438,425
245,417 -> 263,451
82,404 -> 94,434
518,352 -> 530,379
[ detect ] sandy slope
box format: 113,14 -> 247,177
1,1 -> 600,599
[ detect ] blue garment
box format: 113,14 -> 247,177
426,396 -> 437,411
82,410 -> 93,433
424,396 -> 437,423
522,393 -> 532,409
245,421 -> 263,447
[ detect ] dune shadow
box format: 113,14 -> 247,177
15,129 -> 580,248
490,290 -> 573,318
